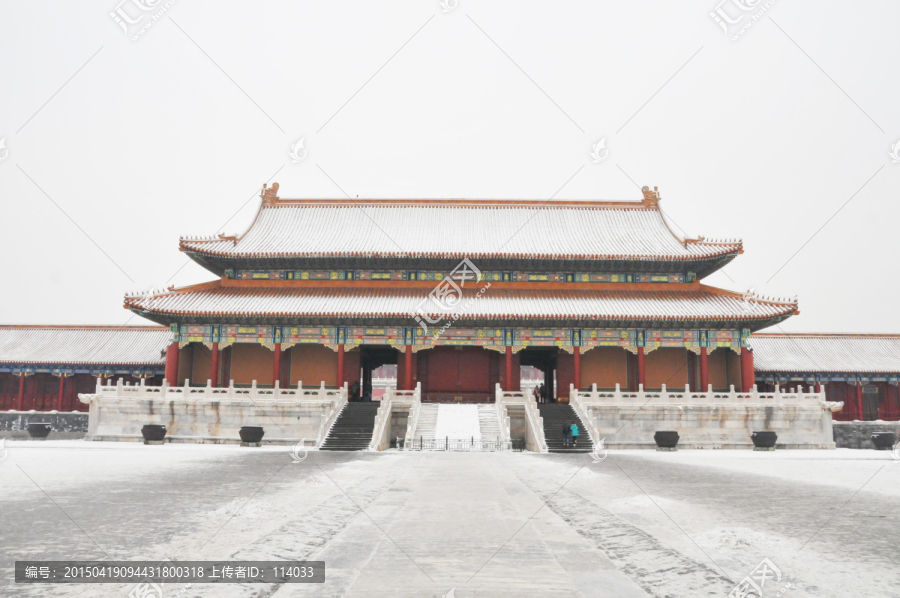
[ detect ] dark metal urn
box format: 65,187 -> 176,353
239,426 -> 265,447
26,423 -> 52,439
654,431 -> 679,451
751,431 -> 778,451
871,432 -> 897,450
141,424 -> 167,445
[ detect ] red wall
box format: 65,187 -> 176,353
0,373 -> 163,412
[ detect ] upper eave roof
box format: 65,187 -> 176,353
751,333 -> 900,374
179,192 -> 742,264
0,325 -> 170,366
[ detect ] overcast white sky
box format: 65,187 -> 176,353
1,0 -> 898,333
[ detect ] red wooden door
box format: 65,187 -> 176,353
458,348 -> 491,392
425,347 -> 459,391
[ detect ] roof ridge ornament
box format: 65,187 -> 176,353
261,182 -> 280,204
217,232 -> 238,246
641,185 -> 660,207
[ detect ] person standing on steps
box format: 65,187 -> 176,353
561,422 -> 570,447
570,422 -> 580,447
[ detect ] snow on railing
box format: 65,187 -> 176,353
570,382 -> 841,411
82,377 -> 347,404
316,382 -> 349,447
495,384 -> 547,453
568,383 -> 600,448
369,383 -> 421,451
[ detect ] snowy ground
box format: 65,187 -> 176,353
1,441 -> 898,597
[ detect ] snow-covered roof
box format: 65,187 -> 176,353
126,281 -> 795,325
752,333 -> 900,374
0,326 -> 170,366
180,196 -> 742,263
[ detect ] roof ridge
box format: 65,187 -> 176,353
753,332 -> 900,338
0,324 -> 167,330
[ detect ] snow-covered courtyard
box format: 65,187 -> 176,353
1,442 -> 898,597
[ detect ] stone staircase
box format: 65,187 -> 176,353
320,403 -> 380,451
537,404 -> 593,453
478,404 -> 502,441
413,403 -> 439,441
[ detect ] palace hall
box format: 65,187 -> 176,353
120,183 -> 792,402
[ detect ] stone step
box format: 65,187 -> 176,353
478,404 -> 501,439
538,404 -> 593,451
320,403 -> 380,451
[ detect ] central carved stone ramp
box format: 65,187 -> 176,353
320,403 -> 380,451
538,404 -> 593,453
434,403 -> 481,441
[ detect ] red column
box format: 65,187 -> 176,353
164,341 -> 179,384
740,348 -> 754,392
573,346 -> 581,392
273,343 -> 282,387
637,347 -> 645,388
209,342 -> 220,387
337,345 -> 345,388
505,346 -> 513,391
856,382 -> 863,420
17,374 -> 25,411
700,347 -> 709,391
627,352 -> 635,391
404,345 -> 413,391
892,384 -> 900,421
57,375 -> 65,411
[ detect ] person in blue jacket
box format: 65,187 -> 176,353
570,423 -> 580,447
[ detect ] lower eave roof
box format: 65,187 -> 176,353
125,281 -> 797,326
